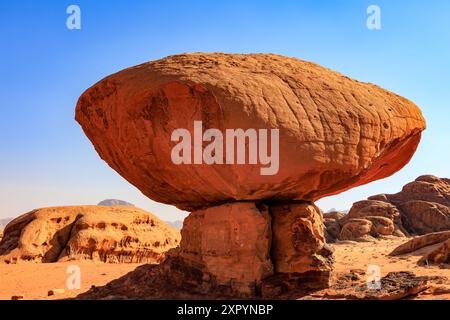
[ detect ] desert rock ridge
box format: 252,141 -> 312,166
0,206 -> 180,264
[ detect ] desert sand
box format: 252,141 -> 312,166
0,261 -> 142,300
328,238 -> 450,300
1,238 -> 448,300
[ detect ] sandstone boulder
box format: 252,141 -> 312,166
76,53 -> 425,211
390,231 -> 450,256
339,218 -> 373,241
368,175 -> 450,235
0,206 -> 180,264
390,231 -> 450,266
74,53 -> 426,298
422,239 -> 449,265
330,175 -> 450,241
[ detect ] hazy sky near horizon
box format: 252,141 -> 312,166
1,0 -> 449,221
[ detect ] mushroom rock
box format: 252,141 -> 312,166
75,53 -> 425,297
75,53 -> 425,211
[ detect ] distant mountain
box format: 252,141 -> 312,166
0,217 -> 13,229
166,220 -> 183,230
98,199 -> 135,206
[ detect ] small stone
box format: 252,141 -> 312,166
48,289 -> 65,296
11,295 -> 25,300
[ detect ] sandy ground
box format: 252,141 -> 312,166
0,238 -> 448,300
0,261 -> 142,300
329,237 -> 450,300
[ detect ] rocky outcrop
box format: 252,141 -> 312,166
174,202 -> 333,296
97,199 -> 134,206
326,176 -> 450,242
76,53 -> 425,211
74,53 -> 425,297
368,175 -> 450,235
390,231 -> 450,265
423,239 -> 449,265
0,206 -> 180,264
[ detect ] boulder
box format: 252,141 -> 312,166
323,211 -> 345,243
390,231 -> 450,256
422,239 -> 450,265
0,206 -> 180,264
390,231 -> 450,266
367,175 -> 450,235
399,201 -> 450,234
339,218 -> 373,241
333,175 -> 450,240
76,53 -> 425,211
177,202 -> 273,296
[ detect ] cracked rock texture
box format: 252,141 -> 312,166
75,53 -> 425,211
73,53 -> 426,298
0,206 -> 180,264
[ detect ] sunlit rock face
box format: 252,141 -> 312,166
76,53 -> 425,211
75,53 -> 425,297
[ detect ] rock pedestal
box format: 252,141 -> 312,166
172,201 -> 333,297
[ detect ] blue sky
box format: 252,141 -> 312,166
0,0 -> 449,220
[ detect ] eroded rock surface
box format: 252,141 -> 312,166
73,53 -> 426,298
369,175 -> 450,235
326,176 -> 450,242
174,202 -> 333,296
0,206 -> 180,264
390,231 -> 450,266
76,53 -> 425,211
178,202 -> 273,295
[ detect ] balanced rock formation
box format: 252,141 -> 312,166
98,199 -> 134,206
0,206 -> 180,264
76,53 -> 425,211
75,53 -> 425,297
